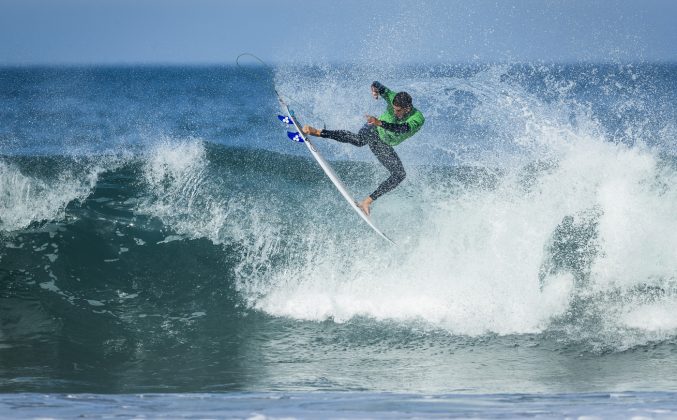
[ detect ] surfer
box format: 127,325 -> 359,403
302,81 -> 425,216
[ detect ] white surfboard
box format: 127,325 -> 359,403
276,93 -> 395,245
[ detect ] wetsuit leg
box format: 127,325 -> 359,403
367,137 -> 406,201
323,124 -> 406,200
320,129 -> 368,147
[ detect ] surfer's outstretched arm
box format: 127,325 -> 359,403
371,81 -> 391,100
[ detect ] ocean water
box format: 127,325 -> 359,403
1,63 -> 676,418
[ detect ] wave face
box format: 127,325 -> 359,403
1,64 -> 676,393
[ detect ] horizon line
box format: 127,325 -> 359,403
2,59 -> 676,68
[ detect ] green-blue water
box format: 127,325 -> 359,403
1,64 -> 676,417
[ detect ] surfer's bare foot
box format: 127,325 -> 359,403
358,196 -> 374,216
302,125 -> 322,137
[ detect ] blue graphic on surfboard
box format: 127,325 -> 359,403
278,115 -> 294,125
286,131 -> 304,143
276,92 -> 395,244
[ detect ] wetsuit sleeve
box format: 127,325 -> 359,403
379,121 -> 411,134
372,81 -> 395,102
371,81 -> 387,96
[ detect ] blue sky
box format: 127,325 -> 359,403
1,0 -> 675,65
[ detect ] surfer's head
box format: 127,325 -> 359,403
393,92 -> 412,119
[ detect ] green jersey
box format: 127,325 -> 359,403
375,84 -> 425,146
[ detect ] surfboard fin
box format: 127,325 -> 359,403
287,131 -> 304,143
278,115 -> 293,124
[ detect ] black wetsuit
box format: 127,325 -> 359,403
320,124 -> 406,201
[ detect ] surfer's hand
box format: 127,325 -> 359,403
366,115 -> 382,126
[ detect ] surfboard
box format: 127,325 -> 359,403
276,92 -> 395,245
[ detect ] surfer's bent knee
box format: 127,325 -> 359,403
396,168 -> 406,182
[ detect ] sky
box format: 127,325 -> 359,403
1,0 -> 675,65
